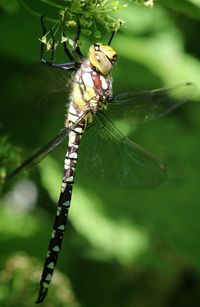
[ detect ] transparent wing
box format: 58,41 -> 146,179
6,128 -> 69,180
108,82 -> 194,124
25,64 -> 73,111
78,113 -> 166,188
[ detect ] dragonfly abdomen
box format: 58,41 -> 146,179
36,126 -> 85,303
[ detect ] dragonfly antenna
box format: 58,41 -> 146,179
108,31 -> 116,45
108,20 -> 122,45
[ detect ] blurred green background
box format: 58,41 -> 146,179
1,0 -> 200,306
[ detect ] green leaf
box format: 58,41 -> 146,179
159,0 -> 200,20
188,0 -> 200,8
20,0 -> 63,20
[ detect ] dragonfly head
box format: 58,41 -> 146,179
89,43 -> 117,75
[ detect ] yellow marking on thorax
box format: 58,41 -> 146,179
83,86 -> 97,102
72,82 -> 98,109
72,83 -> 86,108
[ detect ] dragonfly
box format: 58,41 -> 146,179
5,17 -> 193,304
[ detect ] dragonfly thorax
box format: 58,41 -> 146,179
66,56 -> 113,128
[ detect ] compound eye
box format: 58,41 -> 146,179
99,56 -> 112,75
89,45 -> 114,75
91,51 -> 112,74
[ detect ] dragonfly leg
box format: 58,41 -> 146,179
49,28 -> 56,63
40,60 -> 79,70
40,16 -> 78,70
40,16 -> 53,64
72,19 -> 84,61
62,30 -> 74,61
